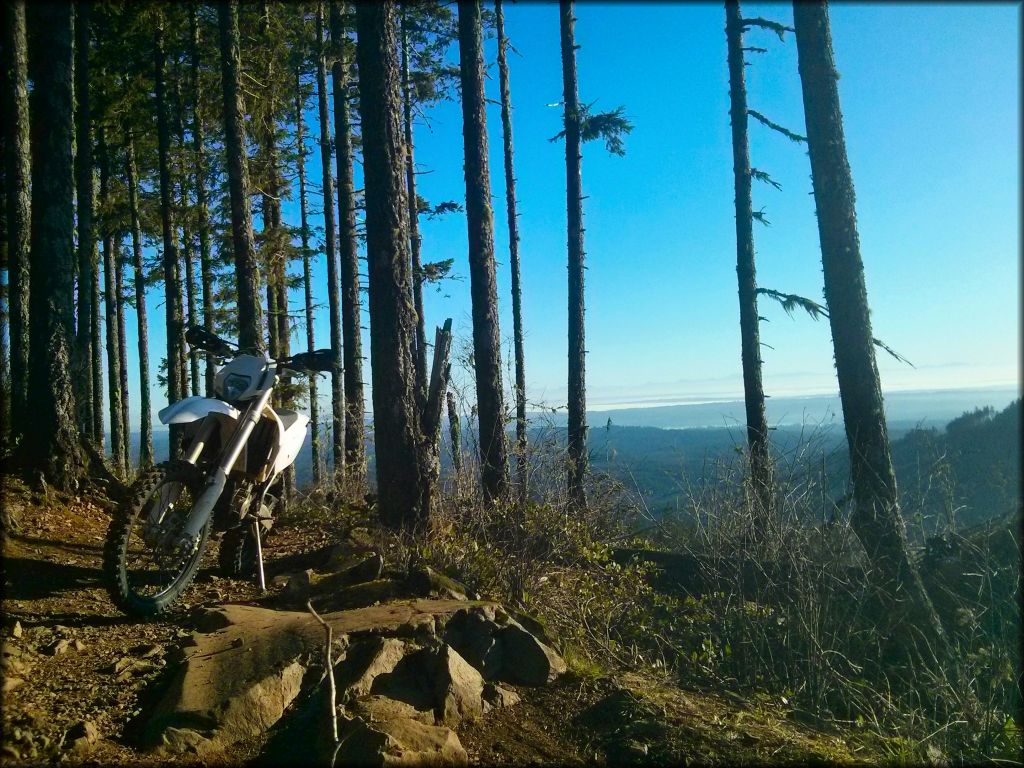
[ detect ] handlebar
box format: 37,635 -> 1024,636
185,325 -> 334,374
280,349 -> 336,374
184,325 -> 236,357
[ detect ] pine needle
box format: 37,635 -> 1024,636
748,109 -> 807,144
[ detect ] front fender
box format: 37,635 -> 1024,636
158,396 -> 241,425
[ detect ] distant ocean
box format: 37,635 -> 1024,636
130,384 -> 1018,488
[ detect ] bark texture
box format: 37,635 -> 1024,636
560,0 -> 587,508
190,3 -> 216,395
400,12 -> 428,397
793,0 -> 947,657
2,0 -> 31,443
73,1 -> 96,442
218,0 -> 263,353
155,14 -> 186,459
725,0 -> 772,517
316,0 -> 345,476
98,128 -> 125,472
126,131 -> 152,468
355,0 -> 427,528
22,0 -> 85,489
457,0 -> 509,502
295,75 -> 322,484
496,0 -> 528,498
330,0 -> 366,484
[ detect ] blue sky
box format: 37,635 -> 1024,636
78,2 -> 1023,430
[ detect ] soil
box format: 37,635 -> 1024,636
0,476 -> 880,766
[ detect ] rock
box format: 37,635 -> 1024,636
326,551 -> 386,585
444,608 -> 503,679
136,643 -> 163,659
158,727 -> 213,756
313,579 -> 403,613
64,721 -> 98,753
495,624 -> 566,686
337,637 -> 416,702
408,566 -> 471,602
482,682 -> 520,710
335,711 -> 468,767
47,639 -> 70,656
424,644 -> 486,726
348,695 -> 436,726
73,639 -> 86,653
11,621 -> 22,639
146,601 -> 498,757
2,677 -> 24,693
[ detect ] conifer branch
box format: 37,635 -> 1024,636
748,109 -> 807,143
757,287 -> 827,319
743,46 -> 768,54
757,288 -> 915,366
740,17 -> 794,41
752,207 -> 771,226
750,167 -> 782,190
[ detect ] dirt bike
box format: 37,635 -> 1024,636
104,326 -> 333,617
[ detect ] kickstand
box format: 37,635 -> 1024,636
253,520 -> 266,593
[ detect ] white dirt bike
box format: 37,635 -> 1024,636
104,326 -> 333,617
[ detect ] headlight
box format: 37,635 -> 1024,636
222,374 -> 252,401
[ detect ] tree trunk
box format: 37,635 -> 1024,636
355,0 -> 427,529
98,127 -> 124,473
559,0 -> 587,508
190,3 -> 216,396
793,0 -> 947,658
457,0 -> 509,503
316,0 -> 345,478
22,0 -> 85,490
295,71 -> 322,485
218,0 -> 263,353
126,130 -> 152,468
155,13 -> 186,460
1,0 -> 31,444
73,0 -> 95,442
329,0 -> 366,485
400,12 -> 428,398
725,0 -> 772,519
174,75 -> 197,400
446,390 -> 462,479
495,0 -> 528,499
116,241 -> 131,472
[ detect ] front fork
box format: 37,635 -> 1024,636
177,386 -> 275,582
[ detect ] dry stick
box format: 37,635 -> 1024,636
306,600 -> 340,761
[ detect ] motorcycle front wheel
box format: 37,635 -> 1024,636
104,461 -> 212,617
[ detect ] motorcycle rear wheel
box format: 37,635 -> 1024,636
104,461 -> 212,617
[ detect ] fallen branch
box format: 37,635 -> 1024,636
307,600 -> 340,764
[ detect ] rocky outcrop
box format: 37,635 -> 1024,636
146,546 -> 565,765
